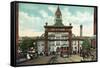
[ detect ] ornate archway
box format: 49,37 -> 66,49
44,25 -> 72,56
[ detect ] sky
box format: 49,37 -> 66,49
18,3 -> 94,37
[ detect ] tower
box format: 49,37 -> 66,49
54,6 -> 64,27
44,6 -> 73,56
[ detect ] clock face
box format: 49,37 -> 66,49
56,12 -> 61,16
57,12 -> 60,15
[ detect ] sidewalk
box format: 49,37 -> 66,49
16,58 -> 28,64
18,55 -> 54,65
69,55 -> 83,62
56,55 -> 83,63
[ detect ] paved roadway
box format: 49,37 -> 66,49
18,54 -> 96,65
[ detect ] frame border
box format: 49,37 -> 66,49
10,1 -> 98,67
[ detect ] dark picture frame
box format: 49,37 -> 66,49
11,1 -> 98,67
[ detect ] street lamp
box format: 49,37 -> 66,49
33,42 -> 38,58
33,42 -> 36,51
33,42 -> 35,45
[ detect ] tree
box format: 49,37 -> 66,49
20,37 -> 35,53
82,39 -> 91,50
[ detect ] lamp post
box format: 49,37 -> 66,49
33,42 -> 36,52
33,42 -> 38,58
33,42 -> 35,46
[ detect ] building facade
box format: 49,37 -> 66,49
36,6 -> 85,56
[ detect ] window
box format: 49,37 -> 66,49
56,41 -> 60,46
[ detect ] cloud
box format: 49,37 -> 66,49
83,24 -> 93,36
75,11 -> 93,24
72,24 -> 93,36
19,29 -> 44,37
19,11 -> 45,36
48,6 -> 56,14
45,16 -> 54,25
60,7 -> 93,36
39,10 -> 48,18
72,24 -> 80,36
61,7 -> 72,25
39,8 -> 55,25
19,11 -> 34,31
19,4 -> 94,37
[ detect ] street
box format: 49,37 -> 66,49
18,54 -> 96,66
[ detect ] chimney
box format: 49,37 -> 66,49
80,25 -> 82,37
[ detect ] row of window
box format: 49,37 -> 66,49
48,37 -> 69,39
38,41 -> 83,46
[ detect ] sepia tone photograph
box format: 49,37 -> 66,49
13,2 -> 97,66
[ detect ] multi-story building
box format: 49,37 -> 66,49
36,6 -> 93,56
